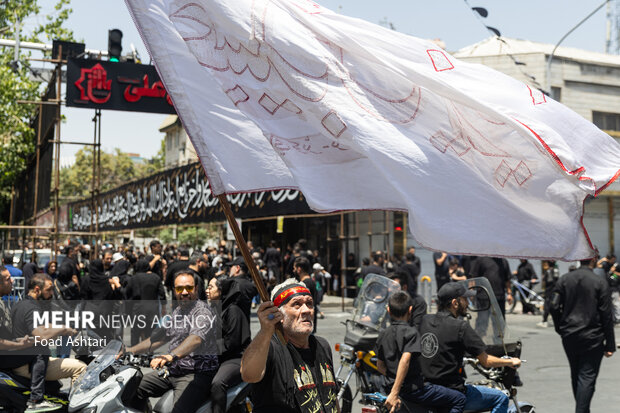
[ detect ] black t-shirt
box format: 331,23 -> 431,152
433,253 -> 450,286
231,274 -> 258,320
251,336 -> 335,413
11,297 -> 51,355
551,267 -> 616,354
376,320 -> 424,391
408,294 -> 428,331
516,262 -> 536,283
302,277 -> 318,304
419,311 -> 486,392
126,272 -> 166,302
263,247 -> 281,268
146,254 -> 164,279
470,257 -> 510,299
220,303 -> 251,361
360,264 -> 386,280
11,296 -> 40,338
400,262 -> 420,279
400,263 -> 420,291
412,255 -> 422,274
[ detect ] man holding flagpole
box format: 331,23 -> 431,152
241,279 -> 339,413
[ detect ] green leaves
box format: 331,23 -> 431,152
0,0 -> 74,219
59,140 -> 167,199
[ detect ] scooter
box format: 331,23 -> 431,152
334,275 -> 536,413
68,340 -> 252,413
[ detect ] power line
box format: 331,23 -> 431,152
462,0 -> 543,91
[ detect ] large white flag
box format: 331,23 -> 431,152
126,0 -> 620,260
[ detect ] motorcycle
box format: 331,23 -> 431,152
0,369 -> 69,412
334,274 -> 400,413
334,274 -> 536,413
0,327 -> 111,413
68,339 -> 252,413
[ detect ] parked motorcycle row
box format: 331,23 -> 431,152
1,275 -> 534,412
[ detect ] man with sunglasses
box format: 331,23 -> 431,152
126,271 -> 219,412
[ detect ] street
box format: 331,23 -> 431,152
249,305 -> 620,412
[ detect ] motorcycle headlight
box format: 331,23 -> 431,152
338,343 -> 355,360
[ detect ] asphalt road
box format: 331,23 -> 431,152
249,306 -> 620,413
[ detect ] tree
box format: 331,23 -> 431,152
59,147 -> 144,198
138,138 -> 166,176
59,139 -> 167,200
159,227 -> 174,244
177,226 -> 209,250
0,0 -> 75,219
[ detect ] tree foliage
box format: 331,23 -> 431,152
59,140 -> 167,199
177,226 -> 209,250
159,227 -> 174,244
0,0 -> 74,217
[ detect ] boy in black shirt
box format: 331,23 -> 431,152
376,291 -> 466,413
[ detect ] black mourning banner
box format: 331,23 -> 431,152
11,74 -> 56,224
66,58 -> 176,114
68,162 -> 313,231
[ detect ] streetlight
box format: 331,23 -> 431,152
545,0 -> 610,96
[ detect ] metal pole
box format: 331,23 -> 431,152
90,110 -> 98,259
368,211 -> 373,256
384,211 -> 390,259
545,0 -> 609,95
0,225 -> 54,230
52,45 -> 62,260
609,197 -> 615,254
403,211 -> 408,252
31,101 -> 44,251
8,185 -> 15,247
96,109 -> 102,257
354,212 -> 359,274
340,212 -> 346,312
0,38 -> 108,56
217,194 -> 285,343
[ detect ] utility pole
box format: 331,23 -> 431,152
546,0 -> 609,95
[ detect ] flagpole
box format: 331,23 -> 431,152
217,194 -> 286,343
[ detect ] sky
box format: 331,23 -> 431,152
29,0 -> 616,164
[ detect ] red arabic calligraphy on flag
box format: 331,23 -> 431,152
126,0 -> 620,260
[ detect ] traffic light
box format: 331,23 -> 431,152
108,29 -> 123,62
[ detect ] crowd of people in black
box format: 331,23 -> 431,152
0,236 -> 337,412
1,237 -> 618,413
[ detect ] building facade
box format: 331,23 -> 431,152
159,115 -> 198,167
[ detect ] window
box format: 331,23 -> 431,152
592,111 -> 620,131
551,87 -> 561,102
